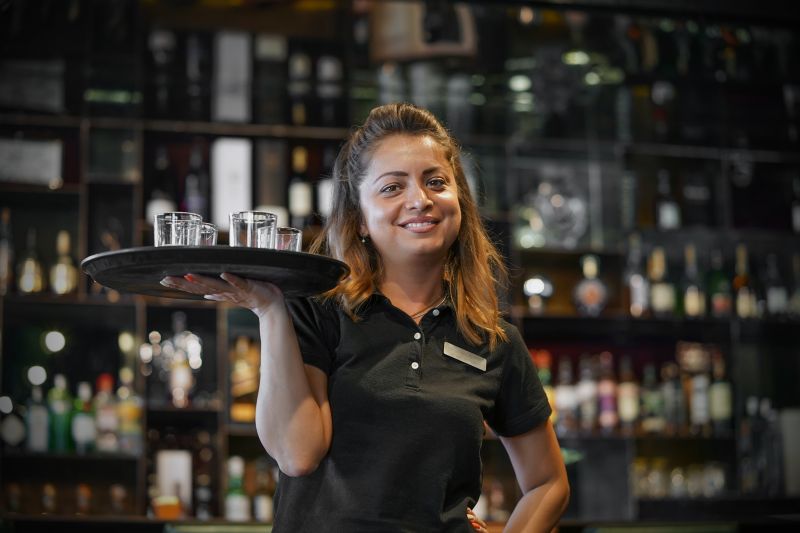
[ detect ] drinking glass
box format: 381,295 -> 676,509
199,223 -> 218,246
154,212 -> 202,246
275,226 -> 302,252
229,211 -> 277,248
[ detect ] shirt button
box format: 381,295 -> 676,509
432,309 -> 440,316
413,332 -> 422,340
411,362 -> 420,370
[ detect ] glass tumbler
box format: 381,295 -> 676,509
154,212 -> 202,246
275,227 -> 302,252
199,223 -> 218,246
229,211 -> 277,248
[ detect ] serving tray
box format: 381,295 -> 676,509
81,246 -> 349,300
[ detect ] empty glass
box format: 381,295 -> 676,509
154,212 -> 202,246
229,211 -> 277,248
275,226 -> 302,252
199,223 -> 218,246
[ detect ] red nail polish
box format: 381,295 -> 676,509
184,274 -> 195,281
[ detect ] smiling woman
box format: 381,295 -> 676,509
161,103 -> 568,532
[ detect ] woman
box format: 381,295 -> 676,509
162,103 -> 569,532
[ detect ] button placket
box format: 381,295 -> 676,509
404,329 -> 423,389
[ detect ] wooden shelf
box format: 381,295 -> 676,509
1,450 -> 139,462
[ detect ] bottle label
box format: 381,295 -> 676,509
709,383 -> 732,421
651,283 -> 675,313
618,383 -> 640,422
684,287 -> 706,317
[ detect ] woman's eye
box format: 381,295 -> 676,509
428,177 -> 447,188
380,184 -> 399,193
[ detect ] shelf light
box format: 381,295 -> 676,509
27,365 -> 47,386
43,330 -> 66,353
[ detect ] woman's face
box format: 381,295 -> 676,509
358,134 -> 461,267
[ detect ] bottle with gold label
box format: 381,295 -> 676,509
648,246 -> 676,318
680,243 -> 706,318
17,227 -> 45,294
49,230 -> 78,295
733,244 -> 757,319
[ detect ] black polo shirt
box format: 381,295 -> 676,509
273,294 -> 551,532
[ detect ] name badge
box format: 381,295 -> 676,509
443,342 -> 487,372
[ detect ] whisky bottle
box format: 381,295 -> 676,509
49,230 -> 78,295
0,207 -> 12,294
575,354 -> 598,434
617,355 -> 639,436
624,233 -> 649,318
648,246 -> 676,318
553,358 -> 577,437
655,169 -> 681,231
573,254 -> 608,317
597,351 -> 619,435
707,249 -> 732,318
680,243 -> 706,318
733,244 -> 757,319
288,145 -> 313,230
708,352 -> 733,438
17,227 -> 45,294
640,363 -> 666,434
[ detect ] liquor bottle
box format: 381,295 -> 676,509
181,143 -> 209,221
317,54 -> 344,127
688,365 -> 711,438
0,401 -> 25,450
648,246 -> 676,318
531,349 -> 555,422
681,171 -> 713,227
17,227 -> 45,294
94,373 -> 119,453
739,396 -> 760,494
640,363 -> 666,434
680,243 -> 706,318
26,385 -> 49,452
225,456 -> 251,521
553,358 -> 577,437
48,374 -> 73,452
655,169 -> 681,231
575,354 -> 598,434
287,49 -> 312,126
71,381 -> 96,454
624,233 -> 649,318
184,33 -> 210,121
792,177 -> 800,234
49,230 -> 78,295
762,253 -> 788,317
253,457 -> 275,523
315,145 -> 337,221
0,207 -> 12,295
253,34 -> 288,125
789,253 -> 800,318
288,145 -> 313,230
573,254 -> 608,317
617,355 -> 639,436
148,29 -> 177,118
733,244 -> 757,319
168,312 -> 196,409
193,429 -> 215,520
597,351 -> 619,435
76,483 -> 92,515
661,362 -> 686,436
707,249 -> 733,318
116,367 -> 143,455
146,145 -> 178,224
708,352 -> 733,437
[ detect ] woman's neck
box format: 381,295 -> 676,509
379,263 -> 445,318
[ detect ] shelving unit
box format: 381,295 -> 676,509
2,0 -> 799,530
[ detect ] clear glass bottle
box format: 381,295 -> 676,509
26,385 -> 50,452
17,227 -> 45,294
49,230 -> 78,295
225,456 -> 251,521
655,169 -> 681,230
763,253 -> 788,317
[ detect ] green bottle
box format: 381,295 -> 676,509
48,374 -> 73,452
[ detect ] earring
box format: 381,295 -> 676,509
361,235 -> 368,244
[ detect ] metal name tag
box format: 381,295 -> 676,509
443,342 -> 487,372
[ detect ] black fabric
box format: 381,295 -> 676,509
272,294 -> 551,532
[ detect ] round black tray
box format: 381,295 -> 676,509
81,246 -> 350,300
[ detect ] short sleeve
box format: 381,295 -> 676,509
285,296 -> 340,375
486,324 -> 552,437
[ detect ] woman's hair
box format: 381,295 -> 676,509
309,102 -> 508,349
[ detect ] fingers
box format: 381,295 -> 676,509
161,273 -> 237,295
466,507 -> 489,533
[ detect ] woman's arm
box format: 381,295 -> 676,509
499,420 -> 569,533
160,272 -> 332,476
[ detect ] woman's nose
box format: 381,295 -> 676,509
405,183 -> 433,210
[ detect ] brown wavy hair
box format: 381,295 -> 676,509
309,102 -> 508,349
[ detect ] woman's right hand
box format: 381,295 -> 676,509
160,272 -> 284,318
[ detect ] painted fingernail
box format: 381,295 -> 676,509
467,513 -> 475,521
184,274 -> 195,281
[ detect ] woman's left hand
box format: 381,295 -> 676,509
467,507 -> 489,533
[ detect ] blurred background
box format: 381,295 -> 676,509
1,0 -> 799,532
